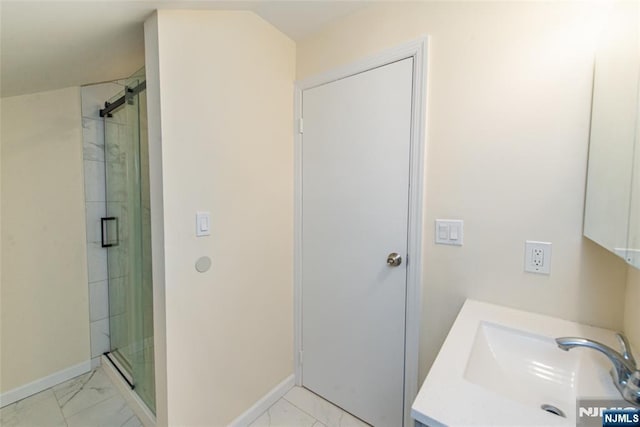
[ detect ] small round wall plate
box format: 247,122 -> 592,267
195,256 -> 211,273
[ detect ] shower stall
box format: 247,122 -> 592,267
99,68 -> 155,413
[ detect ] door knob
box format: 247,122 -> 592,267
387,253 -> 402,267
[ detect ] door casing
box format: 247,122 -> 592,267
293,36 -> 428,427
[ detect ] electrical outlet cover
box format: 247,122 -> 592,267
524,241 -> 551,274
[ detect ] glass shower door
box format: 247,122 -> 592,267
103,69 -> 155,413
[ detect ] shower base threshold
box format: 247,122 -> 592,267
102,354 -> 156,427
103,351 -> 134,388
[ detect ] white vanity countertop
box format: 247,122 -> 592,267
411,299 -> 624,427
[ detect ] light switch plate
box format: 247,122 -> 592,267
435,219 -> 464,246
196,211 -> 211,237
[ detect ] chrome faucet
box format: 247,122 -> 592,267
556,333 -> 640,406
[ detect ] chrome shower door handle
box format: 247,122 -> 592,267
387,252 -> 402,267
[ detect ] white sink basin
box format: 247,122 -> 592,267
412,300 -> 623,426
464,321 -> 579,419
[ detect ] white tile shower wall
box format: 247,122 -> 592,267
81,82 -> 125,367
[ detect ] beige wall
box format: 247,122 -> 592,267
1,87 -> 90,393
625,266 -> 640,353
297,1 -> 629,381
145,10 -> 295,425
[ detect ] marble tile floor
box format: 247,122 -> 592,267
0,367 -> 142,427
249,386 -> 371,427
1,371 -> 370,427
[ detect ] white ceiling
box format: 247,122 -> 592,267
0,1 -> 368,97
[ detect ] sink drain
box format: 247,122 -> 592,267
541,404 -> 566,418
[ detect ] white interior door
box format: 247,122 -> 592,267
301,58 -> 414,427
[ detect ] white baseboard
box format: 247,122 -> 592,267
91,356 -> 102,369
0,360 -> 91,408
101,355 -> 156,427
228,374 -> 295,427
